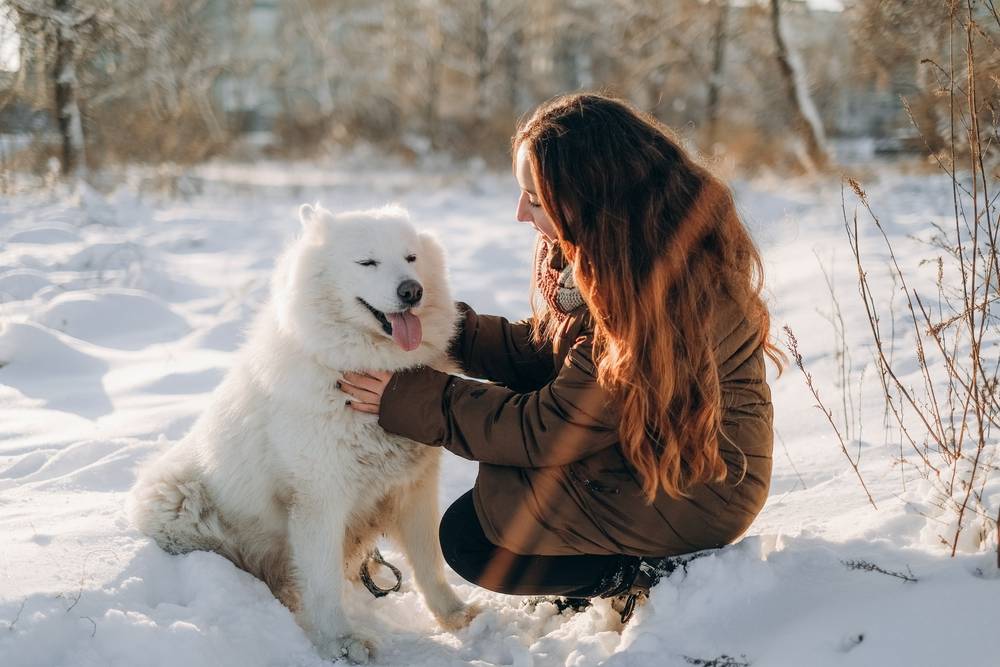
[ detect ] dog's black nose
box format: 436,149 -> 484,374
397,279 -> 423,306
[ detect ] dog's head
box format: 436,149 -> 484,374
274,203 -> 456,367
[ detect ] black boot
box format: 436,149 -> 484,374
521,595 -> 593,614
599,558 -> 665,624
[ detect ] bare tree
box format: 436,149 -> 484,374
6,0 -> 241,171
90,0 -> 239,159
10,0 -> 104,178
849,0 -> 954,154
474,0 -> 490,117
705,0 -> 731,149
769,0 -> 830,170
0,0 -> 898,173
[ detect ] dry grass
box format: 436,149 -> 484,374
784,2 -> 1000,561
837,1 -> 1000,560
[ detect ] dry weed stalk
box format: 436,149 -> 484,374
841,1 -> 1000,559
782,253 -> 872,506
840,559 -> 918,583
783,325 -> 878,509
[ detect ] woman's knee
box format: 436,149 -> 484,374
438,490 -> 494,578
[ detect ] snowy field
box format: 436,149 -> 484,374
0,159 -> 997,666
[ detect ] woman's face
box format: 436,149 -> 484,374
514,143 -> 559,241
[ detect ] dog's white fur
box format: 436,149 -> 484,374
128,204 -> 472,662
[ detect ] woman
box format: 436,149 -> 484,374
339,93 -> 782,621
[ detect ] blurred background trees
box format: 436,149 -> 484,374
1,0 -> 995,180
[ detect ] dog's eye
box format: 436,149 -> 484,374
356,259 -> 379,267
405,254 -> 417,263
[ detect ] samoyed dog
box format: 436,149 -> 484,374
129,204 -> 474,662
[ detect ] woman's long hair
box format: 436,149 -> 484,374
514,93 -> 784,502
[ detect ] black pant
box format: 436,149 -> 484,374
439,489 -> 640,597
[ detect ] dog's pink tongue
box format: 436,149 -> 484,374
388,311 -> 422,351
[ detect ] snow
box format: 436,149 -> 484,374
0,162 -> 997,666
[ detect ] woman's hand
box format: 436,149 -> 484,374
338,371 -> 392,415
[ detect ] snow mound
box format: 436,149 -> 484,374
0,321 -> 106,376
6,226 -> 81,245
8,439 -> 142,492
0,321 -> 112,418
604,536 -> 998,667
64,242 -> 144,273
34,289 -> 190,350
0,450 -> 51,481
195,317 -> 250,351
0,547 -> 322,667
129,266 -> 213,303
141,368 -> 224,395
0,270 -> 52,301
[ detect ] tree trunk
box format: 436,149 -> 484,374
769,0 -> 830,171
503,28 -> 523,114
53,0 -> 85,179
705,0 -> 730,151
475,0 -> 490,117
424,44 -> 442,150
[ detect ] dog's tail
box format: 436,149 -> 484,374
128,452 -> 228,555
128,450 -> 298,608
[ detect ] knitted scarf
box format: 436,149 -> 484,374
534,238 -> 584,318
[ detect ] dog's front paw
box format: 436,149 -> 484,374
436,602 -> 481,631
318,634 -> 376,664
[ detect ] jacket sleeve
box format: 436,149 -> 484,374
447,301 -> 555,392
379,331 -> 619,467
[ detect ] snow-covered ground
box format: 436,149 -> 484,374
0,160 -> 996,666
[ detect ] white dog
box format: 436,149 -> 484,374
129,204 -> 474,663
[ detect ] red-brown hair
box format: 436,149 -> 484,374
513,92 -> 784,501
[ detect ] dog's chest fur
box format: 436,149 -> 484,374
339,418 -> 427,479
267,380 -> 431,492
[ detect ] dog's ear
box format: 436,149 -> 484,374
298,203 -> 316,224
417,230 -> 446,269
298,203 -> 328,241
